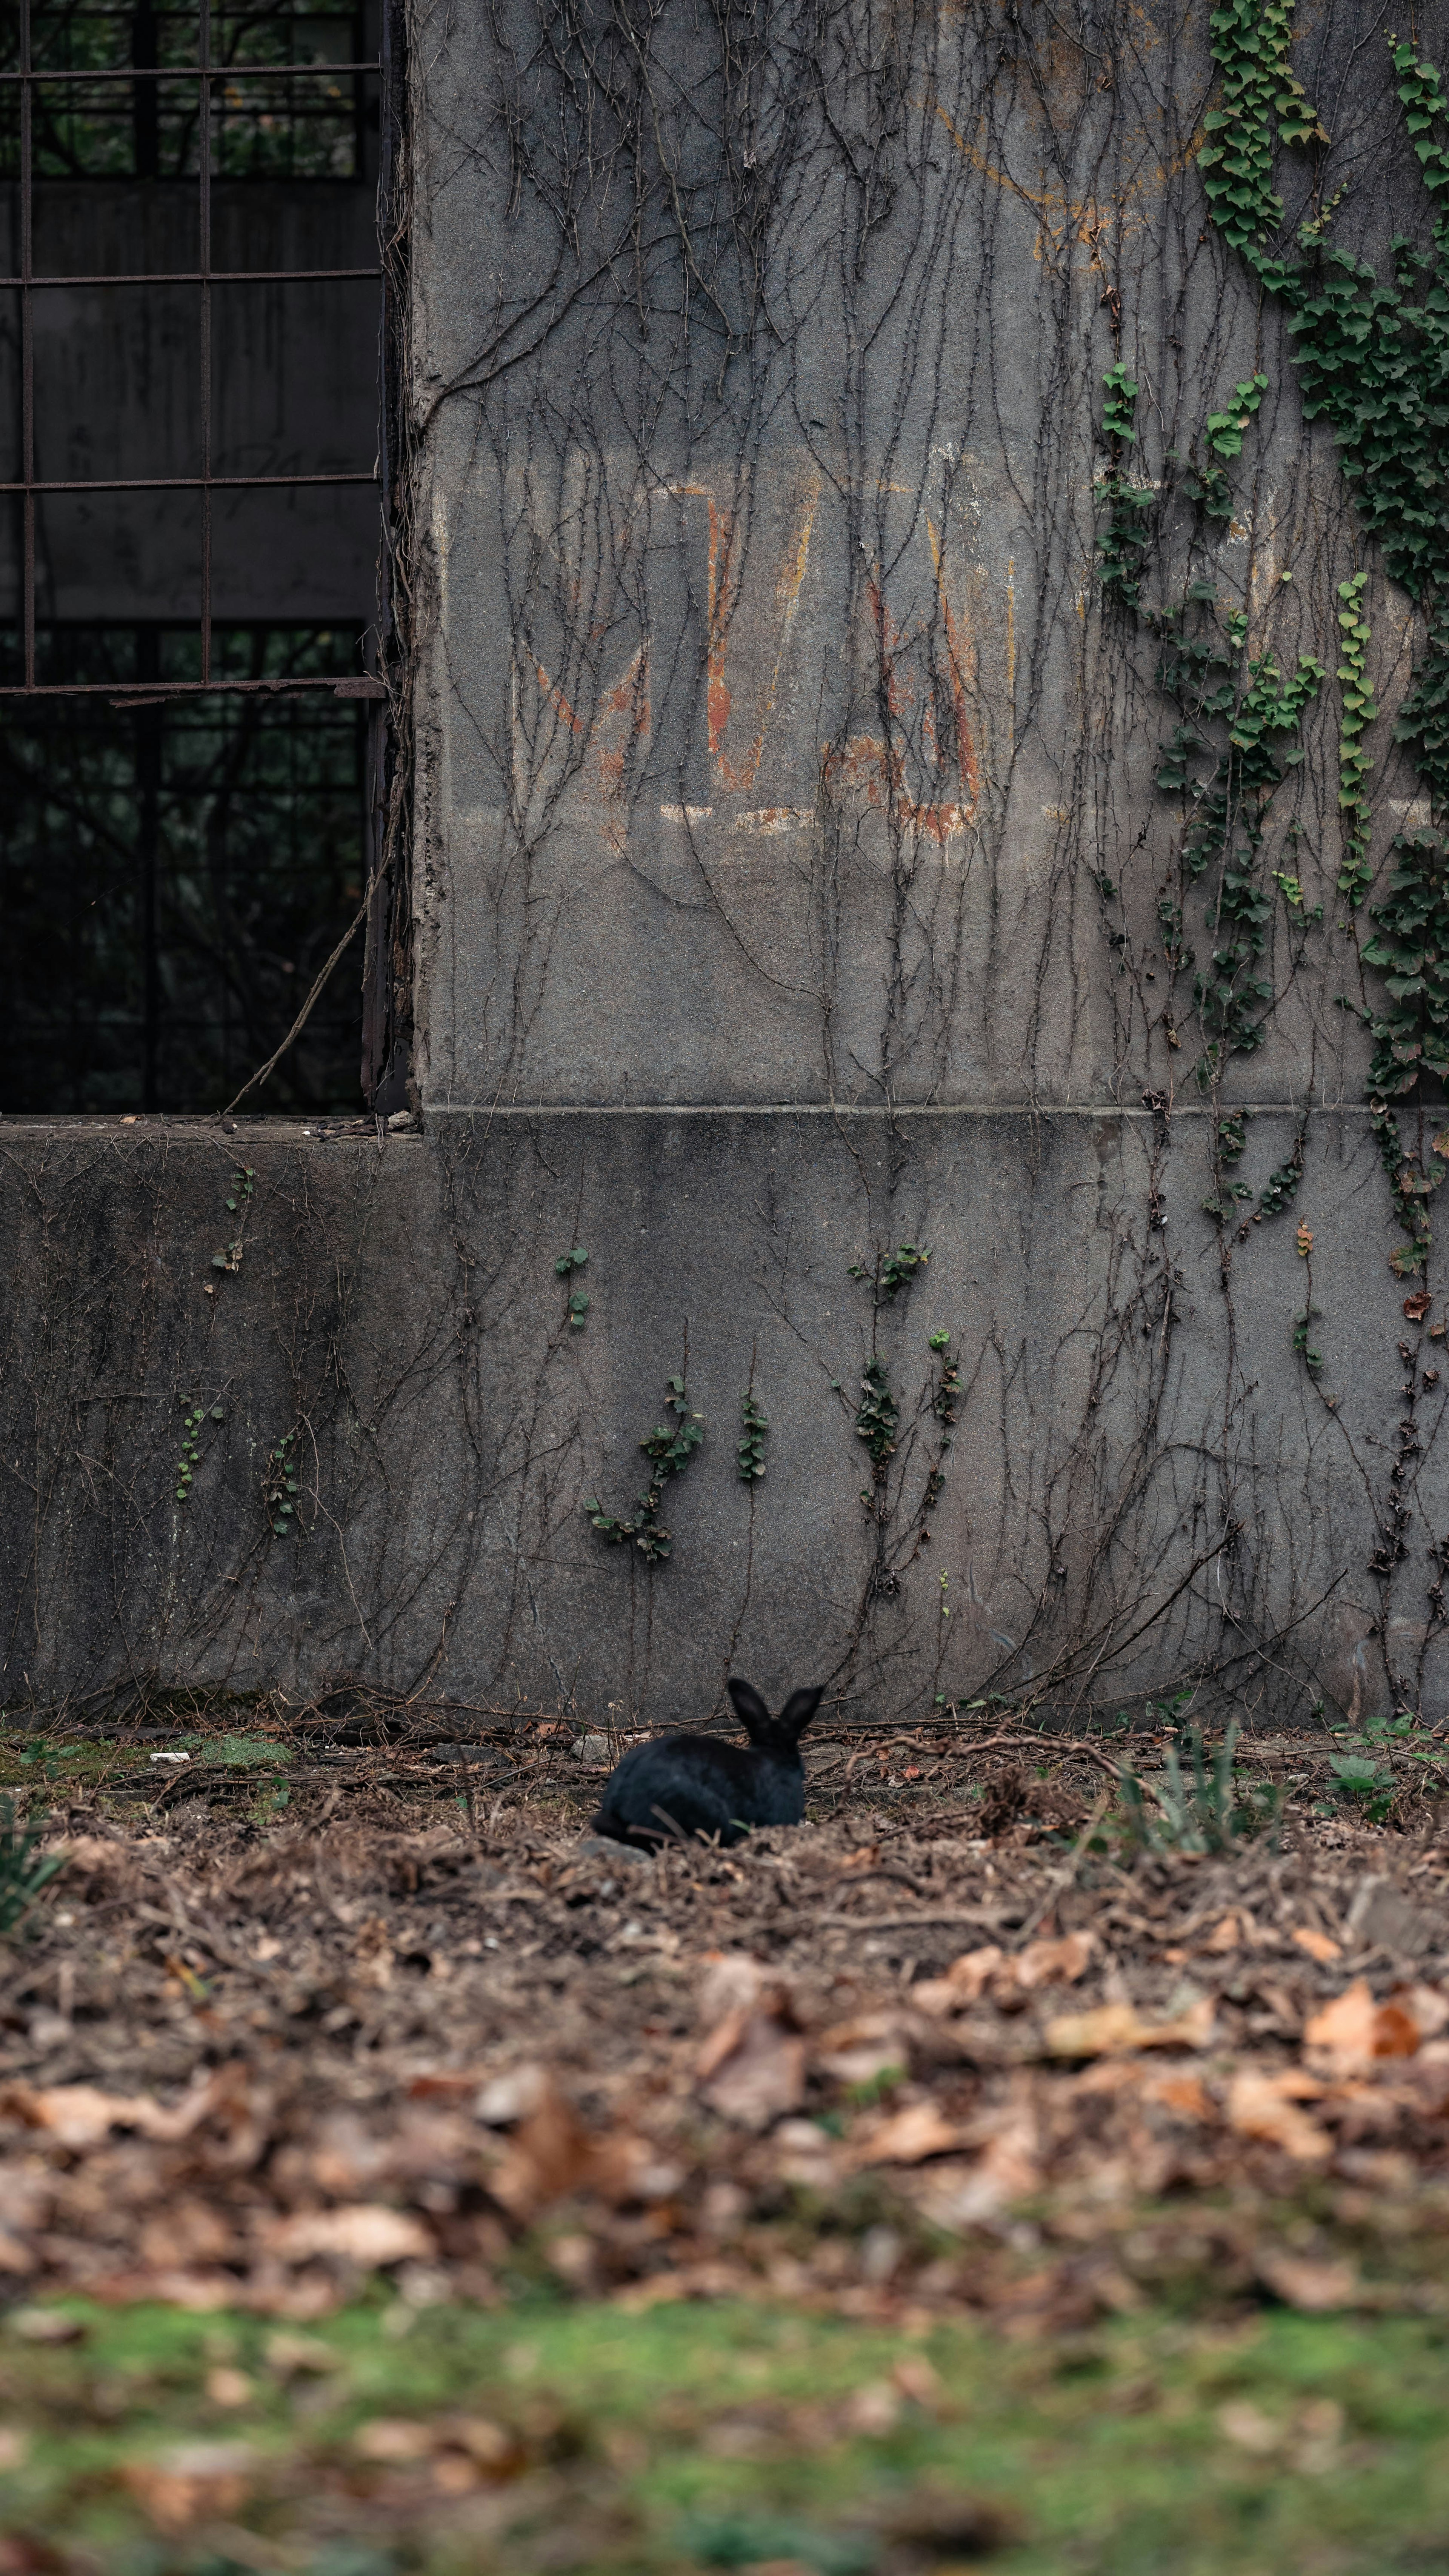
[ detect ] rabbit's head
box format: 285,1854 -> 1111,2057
727,1678 -> 824,1752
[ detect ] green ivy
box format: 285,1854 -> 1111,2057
1182,371 -> 1270,518
1335,574 -> 1378,905
583,1377 -> 705,1563
854,1359 -> 898,1481
1197,0 -> 1325,273
1096,366 -> 1322,1082
1160,611 -> 1324,1070
1357,832 -> 1449,1273
263,1428 -> 299,1538
554,1245 -> 589,1329
738,1390 -> 769,1481
1292,1303 -> 1324,1373
1200,20 -> 1449,825
849,1242 -> 932,1299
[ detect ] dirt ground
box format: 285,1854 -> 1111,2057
3,1701 -> 1449,2334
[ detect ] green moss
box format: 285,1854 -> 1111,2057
4,2294 -> 1449,2572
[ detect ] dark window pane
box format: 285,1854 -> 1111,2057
0,623 -> 368,1113
0,3 -> 371,183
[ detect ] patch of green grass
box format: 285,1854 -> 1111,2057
3,2294 -> 1449,2572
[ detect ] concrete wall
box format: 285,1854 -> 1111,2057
3,0 -> 1448,1726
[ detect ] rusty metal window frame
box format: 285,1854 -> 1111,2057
0,0 -> 388,702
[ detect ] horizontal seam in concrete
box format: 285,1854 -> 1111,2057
421,1101 -> 1377,1119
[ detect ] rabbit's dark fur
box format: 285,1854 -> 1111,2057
590,1679 -> 824,1850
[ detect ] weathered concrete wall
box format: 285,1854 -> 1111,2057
0,1103 -> 1429,1723
4,0 -> 1449,1724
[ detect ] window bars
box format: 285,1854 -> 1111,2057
0,0 -> 389,702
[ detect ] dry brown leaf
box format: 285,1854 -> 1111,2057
268,2206 -> 434,2267
1013,1929 -> 1096,1990
815,2012 -> 912,2086
1217,2401 -> 1280,2454
912,1947 -> 1005,2014
698,2010 -> 806,2130
1226,2069 -> 1331,2163
1204,1914 -> 1241,1954
1144,2069 -> 1215,2122
1044,1997 -> 1215,2058
851,2101 -> 964,2166
1292,1926 -> 1342,1965
120,2442 -> 256,2532
489,2081 -> 597,2217
354,2417 -> 436,2462
917,2092 -> 1040,2225
1304,1978 -> 1422,2070
0,2069 -> 236,2151
1255,2248 -> 1360,2311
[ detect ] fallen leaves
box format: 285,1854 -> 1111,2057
266,2206 -> 435,2267
121,2441 -> 257,2532
697,1956 -> 806,2130
0,2069 -> 237,2150
1304,1979 -> 1423,2071
1044,1996 -> 1215,2058
850,2102 -> 965,2166
1226,2070 -> 1331,2163
4,1803 -> 1449,2333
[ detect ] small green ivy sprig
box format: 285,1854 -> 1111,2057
1292,1304 -> 1324,1373
1181,372 -> 1269,519
263,1428 -> 300,1538
738,1390 -> 769,1481
930,1329 -> 962,1426
855,1358 -> 899,1497
555,1244 -> 589,1329
584,1377 -> 704,1563
212,1166 -> 255,1277
848,1242 -> 931,1300
1095,364 -> 1154,610
175,1398 -> 225,1503
1335,574 -> 1378,906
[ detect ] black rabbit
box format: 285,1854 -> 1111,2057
590,1678 -> 824,1851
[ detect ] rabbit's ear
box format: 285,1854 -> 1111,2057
727,1677 -> 773,1740
778,1686 -> 824,1741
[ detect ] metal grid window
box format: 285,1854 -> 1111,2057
0,0 -> 400,1114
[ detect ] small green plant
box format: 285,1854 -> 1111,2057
584,1376 -> 705,1563
1184,371 -> 1270,519
212,1166 -> 255,1275
738,1390 -> 769,1481
849,1242 -> 931,1298
555,1245 -> 589,1329
1335,573 -> 1378,905
1257,1134 -> 1305,1219
1292,1304 -> 1324,1373
263,1428 -> 300,1537
1327,1749 -> 1395,1820
854,1358 -> 898,1486
1100,360 -> 1140,443
933,1343 -> 962,1424
0,1796 -> 64,1937
1115,1718 -> 1281,1855
174,1399 -> 224,1504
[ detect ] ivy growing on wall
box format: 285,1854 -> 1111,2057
1097,369 -> 1323,1090
1198,8 -> 1449,1266
1335,575 -> 1377,907
583,1377 -> 705,1563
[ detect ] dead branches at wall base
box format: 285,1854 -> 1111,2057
3,1800 -> 1449,2325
